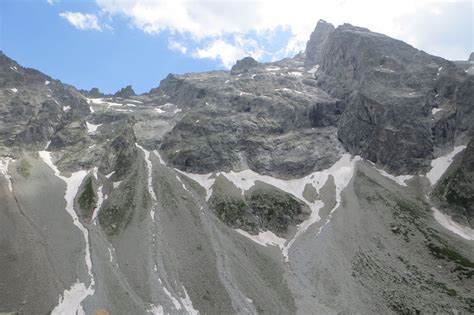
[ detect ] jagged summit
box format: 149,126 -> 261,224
114,85 -> 136,98
469,52 -> 474,62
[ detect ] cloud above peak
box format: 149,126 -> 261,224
63,0 -> 472,67
59,11 -> 103,31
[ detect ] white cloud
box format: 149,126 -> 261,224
59,12 -> 103,31
47,0 -> 58,5
193,39 -> 246,68
168,40 -> 188,54
94,0 -> 471,65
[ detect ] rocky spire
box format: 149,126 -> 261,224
304,19 -> 335,69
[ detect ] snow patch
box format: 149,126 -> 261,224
63,106 -> 71,112
432,207 -> 474,241
148,304 -> 164,315
10,88 -> 18,93
175,171 -> 215,201
113,181 -> 122,189
265,66 -> 280,71
426,146 -> 466,186
307,64 -> 319,74
39,151 -> 95,313
91,168 -> 104,222
86,122 -> 101,133
51,281 -> 92,315
0,157 -> 14,192
153,150 -> 167,166
45,80 -> 50,85
288,71 -> 302,76
235,229 -> 286,250
432,108 -> 443,115
224,79 -> 230,84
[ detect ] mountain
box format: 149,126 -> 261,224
0,20 -> 473,315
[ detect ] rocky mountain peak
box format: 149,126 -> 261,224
469,52 -> 474,62
80,87 -> 106,98
304,19 -> 335,69
230,56 -> 260,75
114,85 -> 136,98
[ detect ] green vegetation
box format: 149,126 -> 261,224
210,190 -> 307,236
98,205 -> 128,235
98,176 -> 135,236
431,280 -> 457,297
16,159 -> 31,178
426,243 -> 474,268
78,177 -> 96,220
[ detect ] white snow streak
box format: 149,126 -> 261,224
45,80 -> 51,85
39,151 -> 95,315
432,108 -> 443,115
136,144 -> 157,221
265,66 -> 280,71
181,287 -> 199,315
426,145 -> 466,186
0,157 -> 14,192
163,287 -> 182,310
10,88 -> 18,93
373,166 -> 413,187
235,229 -> 286,250
91,168 -> 104,222
432,207 -> 474,241
288,71 -> 302,76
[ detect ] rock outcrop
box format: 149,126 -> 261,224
114,85 -> 136,98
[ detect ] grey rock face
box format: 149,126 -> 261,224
304,19 -> 335,69
114,85 -> 136,98
230,56 -> 260,75
469,52 -> 474,62
305,22 -> 471,174
0,51 -> 90,150
80,87 -> 106,98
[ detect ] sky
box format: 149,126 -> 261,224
0,0 -> 472,94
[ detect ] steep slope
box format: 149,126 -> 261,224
1,20 -> 473,315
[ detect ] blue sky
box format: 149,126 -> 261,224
1,0 -> 472,94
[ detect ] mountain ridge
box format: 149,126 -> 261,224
0,21 -> 473,315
